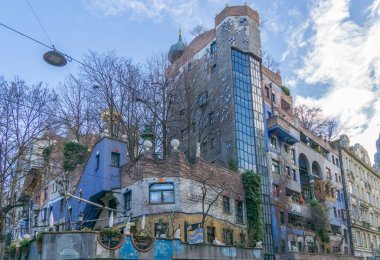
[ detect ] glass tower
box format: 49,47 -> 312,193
231,49 -> 274,259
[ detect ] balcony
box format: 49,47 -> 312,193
267,116 -> 299,145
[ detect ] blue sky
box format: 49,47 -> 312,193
1,0 -> 379,160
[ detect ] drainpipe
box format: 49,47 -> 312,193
338,146 -> 355,256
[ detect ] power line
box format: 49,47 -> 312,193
25,0 -> 55,47
0,21 -> 97,74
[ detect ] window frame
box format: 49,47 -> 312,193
111,152 -> 120,167
223,196 -> 231,214
272,159 -> 280,174
149,182 -> 175,205
124,190 -> 132,211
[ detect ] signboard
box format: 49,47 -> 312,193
188,228 -> 204,244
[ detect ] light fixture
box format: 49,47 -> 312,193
43,50 -> 67,67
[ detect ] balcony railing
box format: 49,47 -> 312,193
267,116 -> 300,145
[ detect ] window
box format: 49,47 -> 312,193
223,196 -> 231,213
280,211 -> 285,224
356,231 -> 361,246
290,149 -> 296,164
335,173 -> 338,182
286,166 -> 291,177
210,42 -> 217,55
223,229 -> 233,245
154,222 -> 168,238
209,112 -> 215,125
96,152 -> 100,170
271,92 -> 276,103
265,86 -> 270,98
326,168 -> 332,180
111,152 -> 120,167
124,191 -> 132,211
270,137 -> 277,149
198,91 -> 208,107
149,183 -> 175,204
292,169 -> 297,181
273,184 -> 280,197
336,190 -> 340,201
44,188 -> 48,201
272,159 -> 280,174
236,200 -> 244,224
240,233 -> 246,245
333,207 -> 337,217
206,226 -> 215,243
284,145 -> 289,153
211,63 -> 218,73
267,111 -> 272,119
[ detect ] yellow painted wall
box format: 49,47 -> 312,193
128,213 -> 246,245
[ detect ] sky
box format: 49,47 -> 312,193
1,0 -> 379,162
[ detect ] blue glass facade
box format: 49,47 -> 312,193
231,49 -> 274,259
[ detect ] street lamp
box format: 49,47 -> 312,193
43,50 -> 67,67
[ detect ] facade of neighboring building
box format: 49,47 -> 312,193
339,136 -> 380,258
167,4 -> 274,258
93,141 -> 247,246
374,133 -> 380,173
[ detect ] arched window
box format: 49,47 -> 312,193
149,183 -> 175,204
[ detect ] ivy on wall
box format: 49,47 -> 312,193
242,170 -> 263,246
310,200 -> 330,243
63,142 -> 88,172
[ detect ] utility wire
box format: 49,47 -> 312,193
25,0 -> 55,47
0,21 -> 98,74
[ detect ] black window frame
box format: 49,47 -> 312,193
149,182 -> 175,204
124,190 -> 132,211
96,152 -> 100,170
206,226 -> 216,243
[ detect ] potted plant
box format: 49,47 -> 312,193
20,238 -> 30,256
36,232 -> 43,254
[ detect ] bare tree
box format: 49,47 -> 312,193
69,51 -> 146,161
0,76 -> 58,258
139,52 -> 177,157
294,104 -> 344,141
189,25 -> 207,37
58,75 -> 95,147
262,50 -> 280,72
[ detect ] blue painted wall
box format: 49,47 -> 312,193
50,137 -> 128,228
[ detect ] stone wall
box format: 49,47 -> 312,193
22,231 -> 263,260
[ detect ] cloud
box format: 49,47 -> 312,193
83,0 -> 209,32
290,0 -> 380,161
